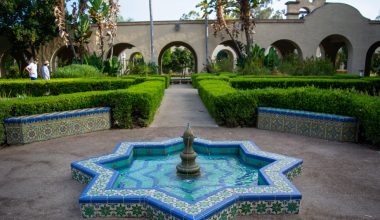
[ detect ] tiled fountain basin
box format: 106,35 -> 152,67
71,138 -> 303,219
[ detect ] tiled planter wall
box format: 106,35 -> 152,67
4,107 -> 111,144
257,107 -> 357,142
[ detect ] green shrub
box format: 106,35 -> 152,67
103,57 -> 122,76
127,62 -> 158,75
191,74 -> 230,89
191,73 -> 214,82
84,53 -> 105,72
4,65 -> 28,79
54,64 -> 105,78
197,79 -> 380,146
278,55 -> 335,76
218,72 -> 237,78
0,80 -> 165,144
363,77 -> 380,95
237,74 -> 360,79
230,78 -> 378,95
0,78 -> 137,97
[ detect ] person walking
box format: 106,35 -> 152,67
25,59 -> 38,80
42,61 -> 50,80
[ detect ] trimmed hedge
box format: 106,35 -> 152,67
0,80 -> 165,144
191,74 -> 230,89
237,73 -> 362,79
0,78 -> 137,97
198,80 -> 380,146
121,74 -> 171,88
230,78 -> 380,95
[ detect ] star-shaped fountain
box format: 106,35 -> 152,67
71,127 -> 303,219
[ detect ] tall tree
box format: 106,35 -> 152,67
105,0 -> 120,59
201,0 -> 272,58
54,0 -> 92,63
0,0 -> 58,70
88,0 -> 110,60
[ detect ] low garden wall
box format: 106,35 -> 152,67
5,107 -> 112,144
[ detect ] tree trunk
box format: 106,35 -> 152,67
79,0 -> 87,14
216,0 -> 244,58
109,38 -> 114,59
240,0 -> 254,56
97,23 -> 106,61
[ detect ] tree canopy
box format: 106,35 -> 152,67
184,0 -> 275,58
161,47 -> 195,74
0,0 -> 58,67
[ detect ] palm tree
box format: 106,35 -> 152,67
88,0 -> 110,60
204,0 -> 271,57
149,0 -> 155,65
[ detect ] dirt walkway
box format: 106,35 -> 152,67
150,84 -> 217,128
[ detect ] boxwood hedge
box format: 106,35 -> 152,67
0,78 -> 138,97
230,78 -> 379,95
191,73 -> 230,89
198,79 -> 380,146
0,80 -> 165,145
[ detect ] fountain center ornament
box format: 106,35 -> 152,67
176,124 -> 201,177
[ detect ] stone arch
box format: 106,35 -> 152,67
216,49 -> 234,61
365,41 -> 380,76
129,52 -> 144,64
158,41 -> 197,74
51,45 -> 78,71
211,48 -> 236,72
271,39 -> 303,59
318,34 -> 353,70
107,43 -> 135,58
213,40 -> 244,60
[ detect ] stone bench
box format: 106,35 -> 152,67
257,107 -> 358,142
4,107 -> 111,145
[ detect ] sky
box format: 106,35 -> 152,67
119,0 -> 380,21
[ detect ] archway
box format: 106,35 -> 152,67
365,41 -> 380,76
129,52 -> 144,64
271,39 -> 303,59
216,40 -> 244,59
319,34 -> 353,71
107,43 -> 135,58
211,45 -> 237,72
158,41 -> 197,75
51,46 -> 78,70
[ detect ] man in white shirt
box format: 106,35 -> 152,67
42,61 -> 50,80
26,59 -> 38,80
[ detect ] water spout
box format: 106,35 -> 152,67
176,123 -> 201,177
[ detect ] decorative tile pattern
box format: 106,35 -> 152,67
4,107 -> 111,144
257,107 -> 357,142
81,203 -> 147,218
72,138 -> 303,219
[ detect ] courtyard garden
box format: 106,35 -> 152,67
1,0 -> 380,219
